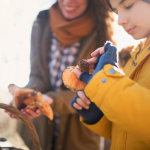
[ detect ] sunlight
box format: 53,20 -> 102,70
0,0 -> 55,90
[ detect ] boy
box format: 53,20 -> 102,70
71,0 -> 150,149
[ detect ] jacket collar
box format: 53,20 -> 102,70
130,41 -> 143,62
127,36 -> 150,78
130,36 -> 150,61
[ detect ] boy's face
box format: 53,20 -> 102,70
109,0 -> 150,39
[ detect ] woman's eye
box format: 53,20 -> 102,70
126,4 -> 133,9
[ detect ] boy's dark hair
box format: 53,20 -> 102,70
105,0 -> 150,10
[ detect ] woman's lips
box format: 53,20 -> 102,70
125,27 -> 136,35
64,6 -> 77,11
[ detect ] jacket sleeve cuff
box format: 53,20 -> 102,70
79,72 -> 92,84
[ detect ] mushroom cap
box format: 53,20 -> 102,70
62,66 -> 87,92
8,84 -> 53,120
77,59 -> 89,73
34,92 -> 53,120
14,89 -> 36,109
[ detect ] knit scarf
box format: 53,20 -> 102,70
49,3 -> 95,48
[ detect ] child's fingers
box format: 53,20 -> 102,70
72,91 -> 91,110
73,103 -> 82,110
72,68 -> 82,78
77,91 -> 91,105
99,47 -> 105,54
91,47 -> 105,57
76,97 -> 89,109
87,57 -> 97,65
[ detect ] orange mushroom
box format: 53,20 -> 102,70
62,59 -> 89,92
8,84 -> 53,120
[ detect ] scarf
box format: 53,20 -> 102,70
49,3 -> 96,48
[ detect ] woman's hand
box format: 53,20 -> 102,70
5,94 -> 53,120
20,94 -> 53,119
5,101 -> 19,119
72,91 -> 91,110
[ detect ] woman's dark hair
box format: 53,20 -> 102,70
105,0 -> 113,10
90,0 -> 115,48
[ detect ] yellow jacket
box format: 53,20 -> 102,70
81,37 -> 150,150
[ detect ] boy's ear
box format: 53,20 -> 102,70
118,45 -> 134,69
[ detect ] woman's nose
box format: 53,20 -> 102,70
118,12 -> 128,26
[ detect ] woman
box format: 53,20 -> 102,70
7,0 -> 114,150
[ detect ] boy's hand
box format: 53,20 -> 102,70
76,42 -> 118,84
87,47 -> 105,69
70,42 -> 118,124
91,47 -> 105,57
72,68 -> 82,78
72,47 -> 105,77
70,91 -> 104,124
72,91 -> 91,110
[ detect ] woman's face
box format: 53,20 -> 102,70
58,0 -> 89,20
109,0 -> 150,39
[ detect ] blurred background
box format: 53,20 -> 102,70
0,0 -> 141,149
0,0 -> 55,149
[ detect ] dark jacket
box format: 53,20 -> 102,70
17,10 -> 100,150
